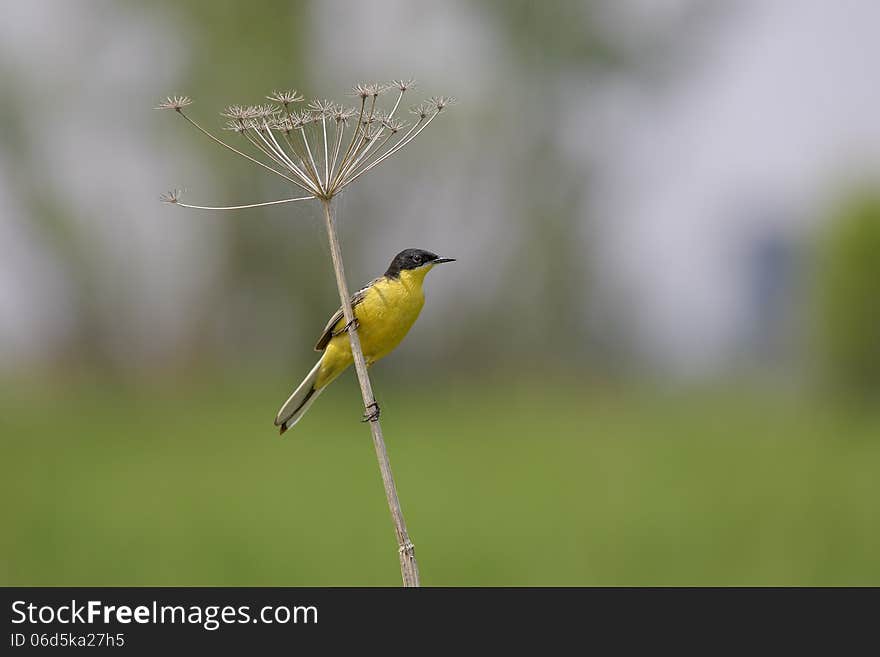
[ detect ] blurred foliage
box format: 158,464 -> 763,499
153,0 -> 339,370
1,1 -> 720,377
814,191 -> 880,399
2,377 -> 880,585
474,1 -> 718,375
485,1 -> 625,69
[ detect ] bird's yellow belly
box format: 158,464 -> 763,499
316,278 -> 424,388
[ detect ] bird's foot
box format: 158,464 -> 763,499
333,318 -> 359,337
362,401 -> 381,423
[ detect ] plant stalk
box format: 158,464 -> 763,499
319,198 -> 421,587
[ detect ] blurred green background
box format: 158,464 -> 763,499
3,376 -> 880,585
2,1 -> 880,585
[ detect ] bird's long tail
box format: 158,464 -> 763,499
275,358 -> 324,435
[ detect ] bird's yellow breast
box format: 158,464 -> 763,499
315,267 -> 430,388
354,271 -> 426,362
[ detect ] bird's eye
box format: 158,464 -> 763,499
412,254 -> 422,264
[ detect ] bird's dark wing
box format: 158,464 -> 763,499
313,280 -> 377,351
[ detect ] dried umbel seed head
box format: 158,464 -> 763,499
333,106 -> 357,124
351,83 -> 373,100
286,109 -> 310,130
270,115 -> 295,133
160,189 -> 182,203
381,116 -> 406,134
307,99 -> 335,117
154,96 -> 192,111
267,89 -> 304,105
221,105 -> 251,121
253,104 -> 279,120
157,78 -> 452,202
410,102 -> 431,120
430,96 -> 455,112
351,82 -> 389,100
392,78 -> 416,92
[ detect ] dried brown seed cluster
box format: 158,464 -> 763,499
158,81 -> 454,206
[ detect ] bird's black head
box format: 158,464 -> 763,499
384,248 -> 456,279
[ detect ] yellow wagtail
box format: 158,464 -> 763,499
275,248 -> 455,433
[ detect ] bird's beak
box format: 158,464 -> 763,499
433,257 -> 456,264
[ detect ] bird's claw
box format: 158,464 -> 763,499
333,318 -> 359,337
362,401 -> 381,423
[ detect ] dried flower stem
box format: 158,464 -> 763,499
176,111 -> 314,194
157,83 -> 453,587
321,198 -> 420,586
164,195 -> 315,211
